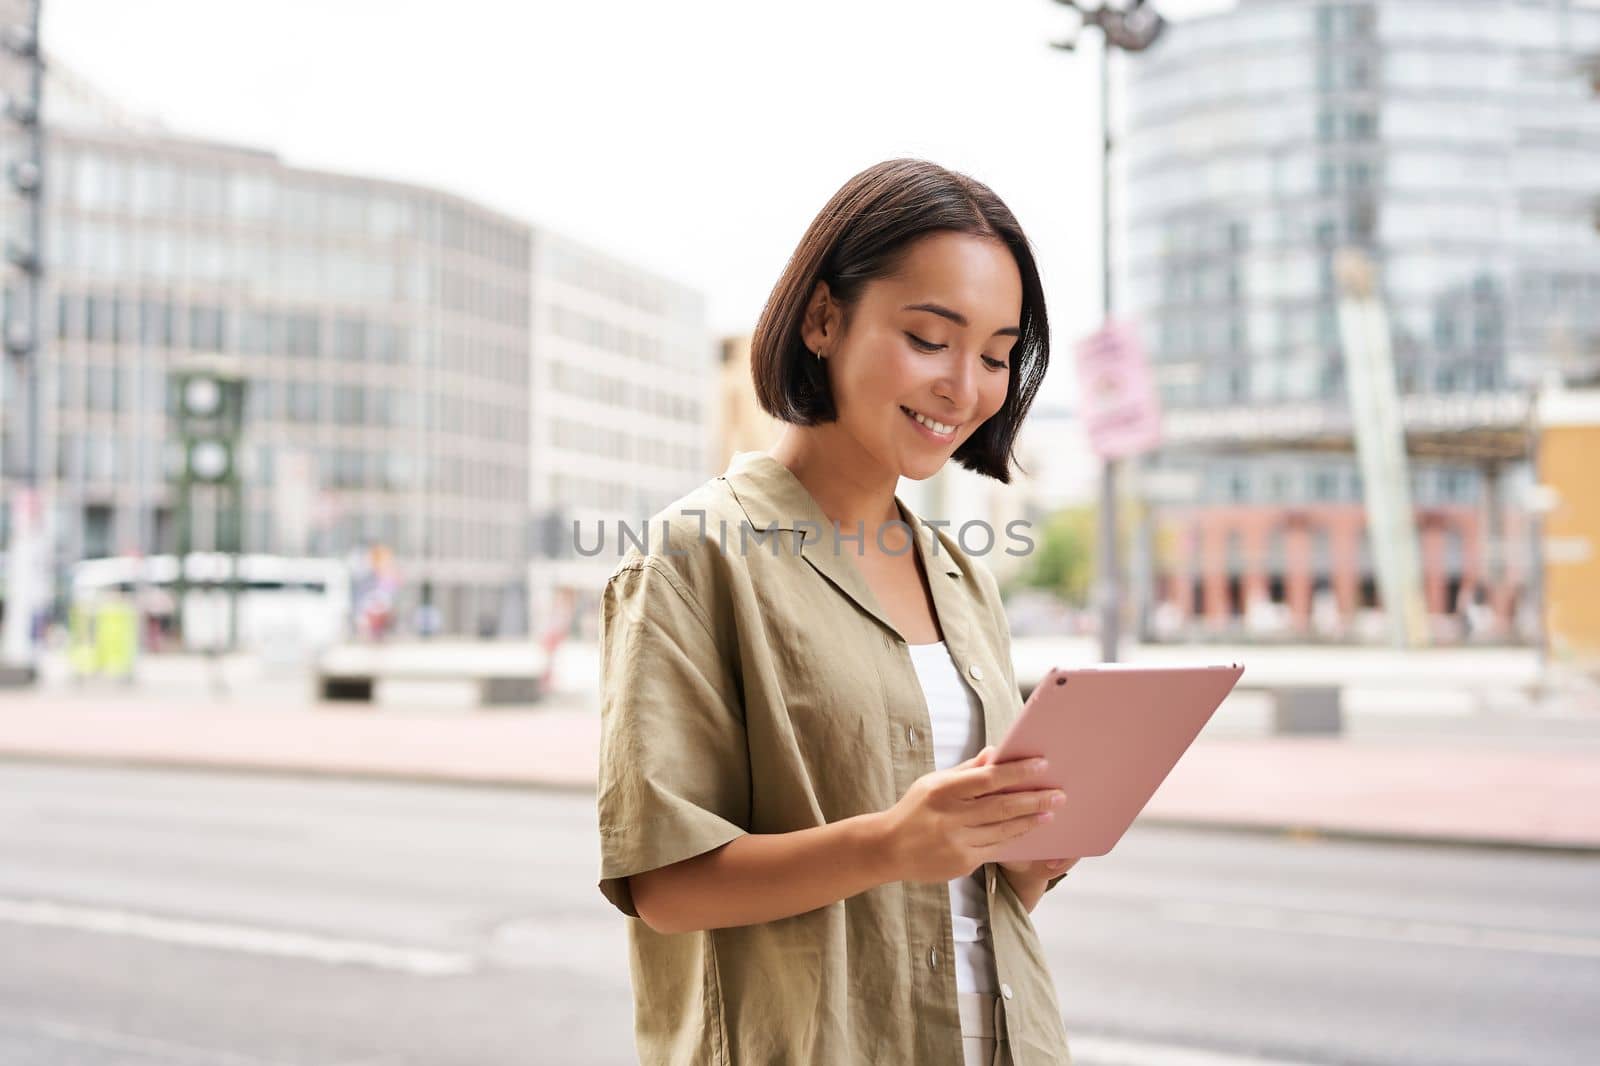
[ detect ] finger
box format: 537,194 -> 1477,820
967,788 -> 1065,827
954,745 -> 994,770
970,809 -> 1054,850
953,754 -> 1050,799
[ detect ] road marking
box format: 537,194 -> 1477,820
1072,1033 -> 1321,1065
0,896 -> 476,977
1157,900 -> 1600,959
0,1012 -> 299,1066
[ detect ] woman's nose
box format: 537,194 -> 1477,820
934,352 -> 979,411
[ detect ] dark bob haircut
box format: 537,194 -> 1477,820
750,157 -> 1049,484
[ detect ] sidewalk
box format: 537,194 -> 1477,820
3,683 -> 1598,852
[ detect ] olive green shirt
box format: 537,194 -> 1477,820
596,450 -> 1073,1065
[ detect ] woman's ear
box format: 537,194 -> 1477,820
799,280 -> 837,356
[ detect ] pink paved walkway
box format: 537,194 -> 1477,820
2,695 -> 1597,850
0,698 -> 599,791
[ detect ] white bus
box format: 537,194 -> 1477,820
71,553 -> 352,654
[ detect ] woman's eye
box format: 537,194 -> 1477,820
983,356 -> 1010,370
905,332 -> 944,352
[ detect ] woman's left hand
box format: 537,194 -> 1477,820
966,748 -> 1080,892
998,856 -> 1077,880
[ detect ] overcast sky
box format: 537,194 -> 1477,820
43,0 -> 1236,405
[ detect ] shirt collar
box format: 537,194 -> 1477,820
720,450 -> 965,640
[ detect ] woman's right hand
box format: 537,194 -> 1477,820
875,746 -> 1066,885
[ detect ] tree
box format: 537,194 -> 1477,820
1013,506 -> 1096,607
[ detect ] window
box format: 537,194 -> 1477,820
56,291 -> 76,340
189,306 -> 226,351
86,294 -> 113,344
333,384 -> 365,424
288,381 -> 319,421
87,364 -> 116,411
239,310 -> 280,355
141,300 -> 174,347
248,380 -> 275,422
1347,111 -> 1377,140
333,317 -> 366,361
284,314 -> 320,358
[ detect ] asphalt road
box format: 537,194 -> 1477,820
0,761 -> 1596,1066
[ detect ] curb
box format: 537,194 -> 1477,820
6,751 -> 1598,856
0,752 -> 596,796
1135,816 -> 1600,858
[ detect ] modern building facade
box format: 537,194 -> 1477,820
0,56 -> 712,640
527,233 -> 711,640
1121,0 -> 1600,641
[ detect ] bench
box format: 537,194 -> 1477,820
316,643 -> 549,708
318,671 -> 546,706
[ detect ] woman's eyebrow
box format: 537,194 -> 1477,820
901,302 -> 1020,338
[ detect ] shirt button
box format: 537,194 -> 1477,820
905,724 -> 918,748
968,663 -> 984,681
1001,983 -> 1014,1000
928,948 -> 940,971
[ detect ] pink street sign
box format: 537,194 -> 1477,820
1073,318 -> 1163,460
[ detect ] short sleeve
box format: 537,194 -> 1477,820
595,557 -> 750,918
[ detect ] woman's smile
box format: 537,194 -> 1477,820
900,404 -> 960,443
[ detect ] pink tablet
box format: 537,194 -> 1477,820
986,663 -> 1245,861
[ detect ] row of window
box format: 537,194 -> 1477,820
542,242 -> 700,324
548,417 -> 701,471
1157,458 -> 1482,507
49,290 -> 529,385
548,360 -> 701,423
50,217 -> 528,328
306,448 -> 520,501
53,430 -> 524,506
1155,355 -> 1504,408
53,357 -> 529,444
549,473 -> 678,517
299,513 -> 520,566
54,144 -> 531,269
257,382 -> 521,442
547,304 -> 668,362
1316,107 -> 1380,143
1315,51 -> 1376,94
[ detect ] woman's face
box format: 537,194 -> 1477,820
806,230 -> 1022,483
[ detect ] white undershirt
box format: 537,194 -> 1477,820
906,639 -> 999,996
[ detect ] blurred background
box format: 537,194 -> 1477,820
0,1 -> 1597,1064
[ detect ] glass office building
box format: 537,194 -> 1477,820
0,59 -> 710,639
1122,0 -> 1600,640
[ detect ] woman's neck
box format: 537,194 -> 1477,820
765,427 -> 901,539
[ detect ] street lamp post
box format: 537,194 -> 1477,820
1048,0 -> 1166,663
0,0 -> 45,683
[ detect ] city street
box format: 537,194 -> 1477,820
1,761 -> 1595,1066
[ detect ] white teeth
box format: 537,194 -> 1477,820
904,407 -> 956,435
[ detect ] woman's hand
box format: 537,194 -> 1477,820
875,745 -> 1065,885
964,748 -> 1079,909
998,856 -> 1078,880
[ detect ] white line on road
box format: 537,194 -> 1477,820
0,895 -> 477,977
1157,899 -> 1600,959
1072,1033 -> 1321,1066
0,1011 -> 300,1066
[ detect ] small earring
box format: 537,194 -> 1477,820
814,347 -> 824,360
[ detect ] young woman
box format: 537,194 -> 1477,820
596,158 -> 1078,1066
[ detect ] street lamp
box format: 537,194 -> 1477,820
1048,0 -> 1167,663
170,365 -> 248,650
0,0 -> 44,684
